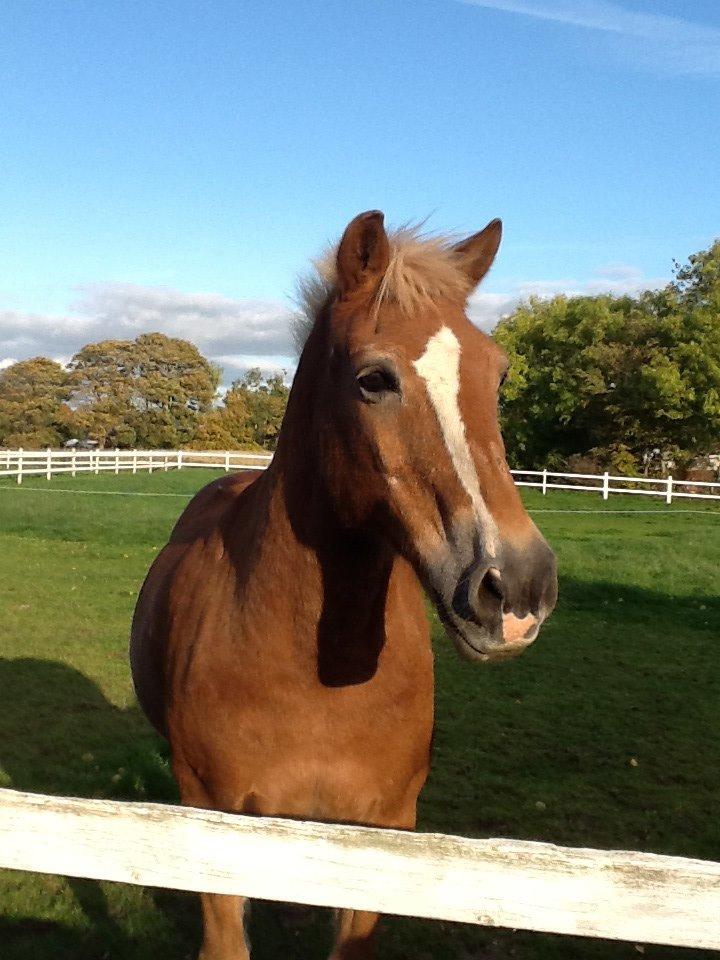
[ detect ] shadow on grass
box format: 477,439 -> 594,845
0,657 -> 198,960
0,659 -> 332,959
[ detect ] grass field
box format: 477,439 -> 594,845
1,469 -> 719,960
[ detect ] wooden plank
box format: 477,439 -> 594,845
1,789 -> 719,948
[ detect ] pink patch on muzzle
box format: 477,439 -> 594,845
501,612 -> 539,646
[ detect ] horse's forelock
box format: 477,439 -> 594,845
292,226 -> 469,353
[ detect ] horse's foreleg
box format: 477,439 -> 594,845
328,793 -> 419,960
329,908 -> 379,960
198,893 -> 250,960
173,757 -> 250,960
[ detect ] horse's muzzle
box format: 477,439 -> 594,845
442,537 -> 557,662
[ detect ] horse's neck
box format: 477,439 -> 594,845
239,440 -> 397,685
235,333 -> 419,684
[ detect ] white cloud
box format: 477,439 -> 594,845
212,353 -> 296,384
0,265 -> 667,381
0,284 -> 296,386
468,263 -> 666,331
466,292 -> 520,331
73,284 -> 294,357
458,0 -> 720,75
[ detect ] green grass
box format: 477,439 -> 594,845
1,470 -> 719,959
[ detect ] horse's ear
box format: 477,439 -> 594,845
336,210 -> 391,297
453,218 -> 502,290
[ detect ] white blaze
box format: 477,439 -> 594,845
413,325 -> 498,556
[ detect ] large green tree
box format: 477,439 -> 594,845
189,389 -> 256,450
0,358 -> 72,448
230,368 -> 289,449
494,240 -> 720,472
68,333 -> 220,448
191,368 -> 289,451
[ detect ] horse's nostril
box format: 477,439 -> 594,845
481,568 -> 504,603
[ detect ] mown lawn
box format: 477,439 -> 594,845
1,470 -> 718,960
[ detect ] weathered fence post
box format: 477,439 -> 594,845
225,451 -> 230,473
46,447 -> 52,481
16,448 -> 23,485
542,468 -> 547,495
132,449 -> 138,474
71,452 -> 77,477
114,448 -> 120,474
602,472 -> 609,500
666,475 -> 673,505
177,450 -> 183,471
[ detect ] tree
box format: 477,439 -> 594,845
0,358 -> 71,448
190,370 -> 290,450
68,333 -> 220,447
230,369 -> 289,449
494,240 -> 720,472
189,389 -> 256,450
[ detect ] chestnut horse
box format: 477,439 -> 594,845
130,211 -> 557,960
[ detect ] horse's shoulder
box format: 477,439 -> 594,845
130,469 -> 264,736
169,469 -> 263,543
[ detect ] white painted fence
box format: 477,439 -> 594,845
511,468 -> 720,502
0,447 -> 272,482
1,449 -> 719,502
1,788 -> 719,950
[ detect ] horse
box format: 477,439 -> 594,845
130,210 -> 558,960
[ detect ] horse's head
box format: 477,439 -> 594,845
293,210 -> 557,662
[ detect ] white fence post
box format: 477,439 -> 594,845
148,453 -> 154,474
542,468 -> 547,495
225,451 -> 230,473
46,448 -> 52,481
177,450 -> 183,471
132,449 -> 138,474
114,448 -> 120,474
71,452 -> 77,478
16,448 -> 23,485
666,475 -> 673,505
602,472 -> 609,500
94,451 -> 99,475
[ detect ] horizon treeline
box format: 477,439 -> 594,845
1,238 -> 718,473
0,333 -> 288,452
494,238 -> 720,476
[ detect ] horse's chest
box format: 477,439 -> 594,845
222,682 -> 433,821
177,642 -> 434,820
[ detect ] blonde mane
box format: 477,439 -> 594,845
292,226 -> 469,353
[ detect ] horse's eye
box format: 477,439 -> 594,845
357,366 -> 399,402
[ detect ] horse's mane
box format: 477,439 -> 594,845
292,225 -> 468,352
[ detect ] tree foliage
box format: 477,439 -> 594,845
231,369 -> 289,449
188,389 -> 255,450
0,358 -> 71,448
494,240 -> 720,472
68,333 -> 220,448
0,343 -> 288,452
188,369 -> 290,450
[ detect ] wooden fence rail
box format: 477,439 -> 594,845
1,788 -> 719,950
1,450 -> 720,502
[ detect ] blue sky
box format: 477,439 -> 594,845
1,0 -> 718,380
